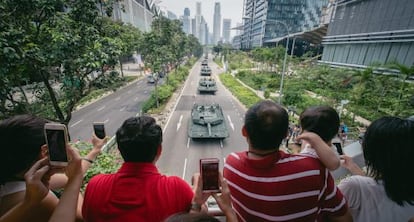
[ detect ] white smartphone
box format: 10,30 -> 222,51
93,122 -> 106,139
44,123 -> 69,167
200,158 -> 220,192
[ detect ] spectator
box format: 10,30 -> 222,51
339,116 -> 414,222
82,116 -> 196,221
0,114 -> 102,221
1,146 -> 84,222
297,105 -> 342,170
223,100 -> 352,221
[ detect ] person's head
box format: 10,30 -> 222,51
0,115 -> 48,184
165,212 -> 220,222
116,116 -> 162,163
363,116 -> 414,206
299,105 -> 340,142
243,100 -> 289,150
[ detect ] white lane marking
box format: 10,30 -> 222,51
187,138 -> 190,149
176,114 -> 183,131
227,115 -> 235,131
104,119 -> 109,123
97,106 -> 105,111
220,140 -> 223,148
182,158 -> 188,179
120,106 -> 126,112
115,97 -> 121,101
134,97 -> 138,101
70,119 -> 83,127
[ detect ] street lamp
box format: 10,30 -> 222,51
243,17 -> 289,105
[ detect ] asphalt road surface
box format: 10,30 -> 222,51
68,78 -> 154,142
157,58 -> 247,183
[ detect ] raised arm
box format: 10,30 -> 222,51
340,155 -> 365,176
297,132 -> 340,170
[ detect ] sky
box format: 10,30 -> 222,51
159,0 -> 244,37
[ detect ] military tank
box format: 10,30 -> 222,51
188,104 -> 229,139
201,59 -> 208,66
198,77 -> 217,94
200,66 -> 212,76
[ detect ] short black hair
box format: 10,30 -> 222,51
116,116 -> 162,162
0,115 -> 48,184
299,106 -> 340,142
244,100 -> 289,150
363,116 -> 414,206
165,212 -> 220,222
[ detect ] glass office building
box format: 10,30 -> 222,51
242,0 -> 328,49
321,0 -> 414,68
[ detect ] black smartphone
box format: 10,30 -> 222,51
200,158 -> 220,192
333,142 -> 344,155
93,122 -> 106,139
44,123 -> 69,167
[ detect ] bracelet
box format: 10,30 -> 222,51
82,157 -> 95,164
190,202 -> 201,212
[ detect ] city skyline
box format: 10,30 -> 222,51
159,0 -> 243,38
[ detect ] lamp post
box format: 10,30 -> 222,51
243,17 -> 289,105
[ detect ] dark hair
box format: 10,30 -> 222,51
116,116 -> 162,162
244,100 -> 289,150
299,105 -> 339,142
363,116 -> 414,206
0,115 -> 48,184
165,212 -> 220,222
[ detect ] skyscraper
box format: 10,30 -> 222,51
222,19 -> 231,43
182,7 -> 191,35
195,2 -> 202,41
213,2 -> 221,44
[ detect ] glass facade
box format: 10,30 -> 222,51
242,0 -> 328,49
321,0 -> 414,67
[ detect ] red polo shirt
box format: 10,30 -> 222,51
82,162 -> 194,222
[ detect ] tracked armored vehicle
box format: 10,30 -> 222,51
198,77 -> 217,94
200,66 -> 212,76
188,104 -> 229,139
201,59 -> 208,66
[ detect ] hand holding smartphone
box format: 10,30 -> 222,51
44,123 -> 69,167
200,158 -> 220,192
93,122 -> 106,139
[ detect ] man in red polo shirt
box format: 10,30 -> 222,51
223,100 -> 352,222
82,116 -> 196,222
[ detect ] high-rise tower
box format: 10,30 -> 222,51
213,2 -> 221,44
182,7 -> 191,35
222,18 -> 231,43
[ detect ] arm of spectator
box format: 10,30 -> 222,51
49,146 -> 84,222
190,173 -> 211,214
340,155 -> 365,176
297,132 -> 340,170
212,173 -> 238,222
0,158 -> 51,222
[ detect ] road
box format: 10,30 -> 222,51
157,58 -> 247,183
68,78 -> 154,141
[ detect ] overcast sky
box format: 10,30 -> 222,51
159,0 -> 244,37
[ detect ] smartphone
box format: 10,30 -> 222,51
333,142 -> 344,155
200,158 -> 220,192
93,122 -> 106,139
44,123 -> 69,167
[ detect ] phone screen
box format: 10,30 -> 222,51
333,142 -> 344,155
46,129 -> 68,162
201,159 -> 219,192
93,123 -> 106,139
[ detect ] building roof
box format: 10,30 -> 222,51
265,24 -> 328,45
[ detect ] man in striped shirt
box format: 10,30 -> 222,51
223,101 -> 352,222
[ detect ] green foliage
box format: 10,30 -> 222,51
74,142 -> 122,190
220,74 -> 261,108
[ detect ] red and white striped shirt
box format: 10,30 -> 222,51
223,151 -> 347,222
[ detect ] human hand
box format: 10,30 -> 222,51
340,155 -> 365,176
91,133 -> 107,152
191,173 -> 211,206
65,145 -> 83,183
212,173 -> 234,216
23,157 -> 51,204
